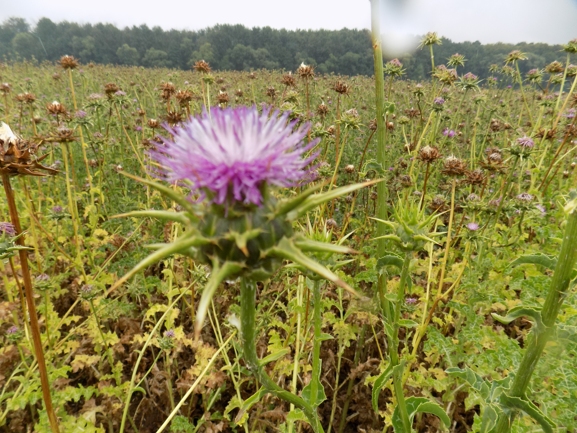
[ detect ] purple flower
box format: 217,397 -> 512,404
516,136 -> 534,148
516,193 -> 534,202
115,90 -> 127,97
51,205 -> 63,213
442,128 -> 456,138
164,329 -> 175,338
405,297 -> 418,305
150,106 -> 318,207
433,97 -> 445,105
536,204 -> 546,215
564,108 -> 576,119
6,325 -> 19,335
75,110 -> 87,119
0,222 -> 16,237
466,222 -> 480,231
36,273 -> 50,282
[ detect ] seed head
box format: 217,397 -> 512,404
160,82 -> 176,100
297,63 -> 314,79
316,103 -> 329,118
217,91 -> 229,106
193,60 -> 211,74
417,145 -> 441,163
441,155 -> 467,176
46,101 -> 66,116
545,61 -> 564,74
281,72 -> 296,87
60,55 -> 79,70
175,89 -> 193,106
0,83 -> 10,94
104,83 -> 120,97
333,80 -> 350,95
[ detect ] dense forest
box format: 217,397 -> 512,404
0,16 -> 568,79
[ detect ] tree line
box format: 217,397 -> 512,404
0,17 -> 568,79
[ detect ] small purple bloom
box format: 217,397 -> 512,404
466,222 -> 480,231
134,125 -> 142,132
433,97 -> 445,105
0,222 -> 16,237
150,106 -> 318,207
115,90 -> 126,96
516,136 -> 534,148
36,273 -> 50,282
6,326 -> 19,335
443,128 -> 456,138
405,297 -> 418,305
536,204 -> 546,215
164,329 -> 175,338
564,108 -> 576,119
52,206 -> 63,213
75,110 -> 87,119
516,193 -> 534,202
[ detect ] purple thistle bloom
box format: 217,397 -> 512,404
442,128 -> 456,138
536,204 -> 546,215
516,136 -> 534,148
75,110 -> 87,119
150,106 -> 319,207
51,205 -> 63,213
164,329 -> 175,338
115,90 -> 127,97
516,193 -> 534,202
564,108 -> 576,119
0,222 -> 16,237
466,222 -> 480,231
433,97 -> 445,105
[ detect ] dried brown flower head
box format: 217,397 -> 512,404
297,63 -> 314,79
266,87 -> 277,99
465,168 -> 486,186
316,103 -> 329,118
417,145 -> 442,163
104,83 -> 120,96
345,164 -> 355,173
1,83 -> 11,94
441,155 -> 467,176
46,101 -> 67,116
368,119 -> 378,131
147,119 -> 160,129
174,89 -> 193,106
165,110 -> 183,125
235,88 -> 244,97
193,60 -> 211,74
281,72 -> 296,87
16,92 -> 36,104
160,82 -> 176,100
545,61 -> 564,74
404,108 -> 420,119
429,195 -> 448,213
0,122 -> 58,177
60,55 -> 79,70
333,80 -> 350,95
217,91 -> 229,105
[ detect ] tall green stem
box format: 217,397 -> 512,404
494,193 -> 577,432
240,278 -> 322,432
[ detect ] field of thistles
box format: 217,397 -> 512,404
0,35 -> 577,433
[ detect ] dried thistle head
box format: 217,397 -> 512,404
193,60 -> 211,74
46,101 -> 67,116
545,61 -> 564,74
0,83 -> 10,94
235,88 -> 244,97
266,87 -> 277,99
175,89 -> 193,106
16,92 -> 36,104
316,102 -> 329,118
217,91 -> 229,106
164,110 -> 183,125
281,72 -> 296,87
147,119 -> 160,129
417,145 -> 441,163
297,63 -> 314,79
60,55 -> 79,70
104,83 -> 120,97
465,168 -> 486,186
160,82 -> 176,100
0,122 -> 58,177
333,80 -> 350,95
441,155 -> 467,176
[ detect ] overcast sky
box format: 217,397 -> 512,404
2,0 -> 576,47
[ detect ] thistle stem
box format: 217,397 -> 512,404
240,278 -> 322,433
1,172 -> 60,433
494,193 -> 577,432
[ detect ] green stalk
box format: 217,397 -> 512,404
494,193 -> 577,432
240,278 -> 322,433
310,280 -> 323,409
371,2 -> 411,429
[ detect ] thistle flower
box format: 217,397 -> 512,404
466,222 -> 480,231
516,136 -> 535,149
0,221 -> 16,237
150,106 -> 318,208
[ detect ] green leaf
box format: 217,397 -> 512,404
510,254 -> 557,271
446,367 -> 491,400
111,209 -> 192,224
289,179 -> 382,220
231,387 -> 267,425
392,397 -> 450,433
372,363 -> 393,413
491,306 -> 545,333
499,394 -> 556,433
480,404 -> 499,433
293,236 -> 357,255
270,238 -> 364,299
398,319 -> 418,328
301,381 -> 327,408
119,172 -> 197,214
195,260 -> 244,338
363,160 -> 387,177
276,182 -> 325,216
377,254 -> 404,270
286,409 -> 307,423
259,348 -> 290,366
